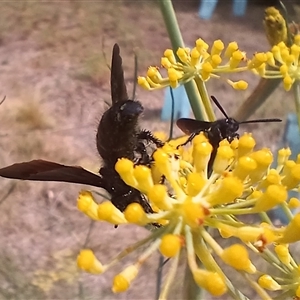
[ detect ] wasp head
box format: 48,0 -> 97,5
115,100 -> 144,123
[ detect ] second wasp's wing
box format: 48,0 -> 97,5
0,160 -> 105,188
111,43 -> 128,104
176,118 -> 213,135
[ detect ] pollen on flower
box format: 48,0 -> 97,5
159,234 -> 182,257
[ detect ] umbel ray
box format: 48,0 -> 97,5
0,43 -> 163,213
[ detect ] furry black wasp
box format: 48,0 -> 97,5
177,95 -> 282,174
0,44 -> 163,213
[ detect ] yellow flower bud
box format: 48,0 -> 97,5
211,39 -> 224,56
207,176 -> 243,206
221,244 -> 256,273
210,54 -> 222,68
190,47 -> 200,66
229,50 -> 244,69
77,249 -> 104,274
112,265 -> 139,293
283,74 -> 293,91
193,269 -> 227,296
147,184 -> 172,210
227,79 -> 248,90
97,201 -> 127,224
187,172 -> 206,196
249,148 -> 273,183
164,49 -> 176,64
159,234 -> 182,257
177,47 -> 189,63
161,57 -> 172,69
192,140 -> 213,173
275,244 -> 290,265
77,190 -> 100,220
212,143 -> 234,174
137,76 -> 151,90
147,66 -> 162,83
224,41 -> 238,58
195,38 -> 209,52
232,156 -> 257,181
182,197 -> 207,228
279,214 -> 300,243
281,163 -> 300,189
115,158 -> 137,188
200,62 -> 213,80
277,148 -> 291,166
257,169 -> 281,189
288,197 -> 300,209
253,185 -> 287,212
258,275 -> 281,291
124,203 -> 148,225
133,165 -> 153,193
238,133 -> 256,157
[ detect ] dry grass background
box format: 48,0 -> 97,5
0,1 -> 299,299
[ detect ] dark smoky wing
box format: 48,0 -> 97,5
0,160 -> 105,188
176,118 -> 212,134
111,43 -> 128,104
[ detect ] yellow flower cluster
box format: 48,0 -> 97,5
76,133 -> 300,299
248,35 -> 300,91
138,38 -> 248,91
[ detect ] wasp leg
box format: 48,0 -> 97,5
176,131 -> 200,149
138,130 -> 165,148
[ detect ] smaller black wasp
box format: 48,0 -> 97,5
176,95 -> 282,174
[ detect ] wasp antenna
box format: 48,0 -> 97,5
211,96 -> 229,119
132,49 -> 138,100
168,87 -> 175,141
0,95 -> 6,105
240,118 -> 282,124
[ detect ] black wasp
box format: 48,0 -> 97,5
177,95 -> 282,174
0,44 -> 163,213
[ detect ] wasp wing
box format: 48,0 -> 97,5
111,43 -> 128,105
0,160 -> 105,188
176,118 -> 212,135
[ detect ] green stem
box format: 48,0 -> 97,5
158,0 -> 206,121
292,81 -> 300,128
194,78 -> 214,121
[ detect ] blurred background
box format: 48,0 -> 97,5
0,1 -> 299,299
